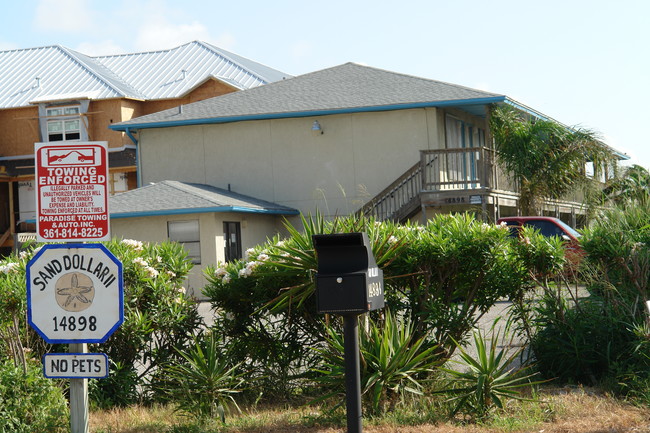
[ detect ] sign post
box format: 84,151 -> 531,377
27,244 -> 123,433
31,140 -> 119,433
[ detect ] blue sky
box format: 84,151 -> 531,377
2,0 -> 649,168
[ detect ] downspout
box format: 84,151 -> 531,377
124,128 -> 141,187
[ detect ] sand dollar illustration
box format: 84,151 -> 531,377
55,272 -> 95,312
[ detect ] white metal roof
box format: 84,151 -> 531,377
0,41 -> 290,110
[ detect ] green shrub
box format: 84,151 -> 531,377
90,239 -> 204,406
436,328 -> 542,421
529,204 -> 650,392
313,310 -> 441,415
0,238 -> 204,408
0,359 -> 68,433
160,331 -> 245,422
203,213 -> 560,404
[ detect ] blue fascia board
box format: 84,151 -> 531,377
109,96 -> 507,131
110,206 -> 299,219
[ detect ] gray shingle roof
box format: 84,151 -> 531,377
0,41 -> 290,109
110,180 -> 298,218
111,62 -> 506,129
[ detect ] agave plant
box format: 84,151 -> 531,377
162,332 -> 245,422
436,328 -> 543,420
313,310 -> 441,415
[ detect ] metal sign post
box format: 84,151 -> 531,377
31,141 -> 120,433
343,315 -> 362,433
27,244 -> 123,433
69,343 -> 89,433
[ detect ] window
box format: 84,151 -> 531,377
168,220 -> 201,264
524,220 -> 566,238
46,106 -> 81,141
444,114 -> 485,188
223,222 -> 242,262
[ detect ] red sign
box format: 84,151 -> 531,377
35,142 -> 110,242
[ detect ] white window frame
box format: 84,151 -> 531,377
45,105 -> 82,142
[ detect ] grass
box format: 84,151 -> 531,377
89,386 -> 650,433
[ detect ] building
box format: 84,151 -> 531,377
109,180 -> 298,294
0,41 -> 290,254
109,62 -> 626,294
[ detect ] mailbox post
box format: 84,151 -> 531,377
313,233 -> 384,433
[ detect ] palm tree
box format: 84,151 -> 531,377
489,105 -> 615,215
603,164 -> 650,207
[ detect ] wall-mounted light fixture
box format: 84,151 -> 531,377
311,120 -> 323,135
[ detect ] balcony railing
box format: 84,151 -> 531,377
361,147 -> 493,221
361,146 -> 589,222
420,147 -> 492,191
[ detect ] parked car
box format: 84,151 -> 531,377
496,216 -> 584,268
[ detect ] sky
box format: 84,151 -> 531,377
1,0 -> 649,168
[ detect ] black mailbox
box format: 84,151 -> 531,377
313,232 -> 384,314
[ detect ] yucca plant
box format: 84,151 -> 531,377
313,310 -> 441,415
436,328 -> 542,420
162,332 -> 245,422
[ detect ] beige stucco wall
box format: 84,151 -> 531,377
110,211 -> 285,299
138,108 -> 447,220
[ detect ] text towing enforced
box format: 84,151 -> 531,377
39,167 -> 106,185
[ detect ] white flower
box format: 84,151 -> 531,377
238,267 -> 252,278
215,267 -> 228,277
244,248 -> 256,260
19,251 -> 28,260
222,274 -> 231,284
246,261 -> 261,272
257,253 -> 270,262
166,270 -> 177,278
156,256 -> 162,263
121,239 -> 144,251
145,266 -> 159,278
275,240 -> 286,247
178,286 -> 186,295
0,262 -> 19,274
132,257 -> 148,266
388,235 -> 398,245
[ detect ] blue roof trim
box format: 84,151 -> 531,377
110,96 -> 507,131
110,206 -> 299,219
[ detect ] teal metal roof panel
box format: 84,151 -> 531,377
0,45 -> 137,109
93,41 -> 291,99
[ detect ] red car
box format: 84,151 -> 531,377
496,216 -> 584,267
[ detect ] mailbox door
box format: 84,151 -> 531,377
317,273 -> 367,314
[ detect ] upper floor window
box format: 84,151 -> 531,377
46,105 -> 81,141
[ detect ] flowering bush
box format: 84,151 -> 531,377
203,213 -> 561,400
90,238 -> 203,406
0,238 -> 203,408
